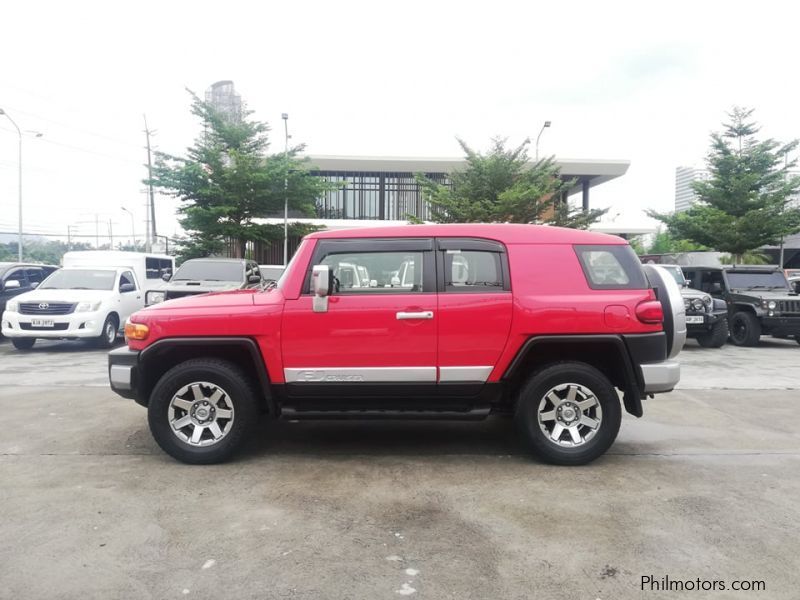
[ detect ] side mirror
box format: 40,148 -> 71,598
161,272 -> 171,282
119,283 -> 136,293
248,275 -> 261,284
710,282 -> 723,294
3,279 -> 21,290
391,275 -> 401,287
311,265 -> 333,312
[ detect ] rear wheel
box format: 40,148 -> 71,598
148,358 -> 258,464
696,318 -> 729,348
729,311 -> 760,346
515,362 -> 621,465
11,337 -> 35,350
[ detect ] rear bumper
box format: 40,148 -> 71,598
640,360 -> 681,393
108,346 -> 143,404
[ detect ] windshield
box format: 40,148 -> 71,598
40,269 -> 116,290
726,271 -> 789,290
172,261 -> 243,282
662,266 -> 686,286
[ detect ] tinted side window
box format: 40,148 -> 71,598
5,269 -> 27,287
443,250 -> 503,291
575,245 -> 647,290
25,269 -> 44,285
120,271 -> 136,290
320,251 -> 425,293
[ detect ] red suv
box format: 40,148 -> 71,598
109,224 -> 684,465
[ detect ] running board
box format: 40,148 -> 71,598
279,406 -> 491,420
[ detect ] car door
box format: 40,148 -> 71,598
1,268 -> 29,308
281,238 -> 437,400
117,270 -> 142,322
435,238 -> 513,388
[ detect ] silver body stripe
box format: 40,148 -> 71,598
284,367 -> 437,383
284,366 -> 492,383
438,366 -> 493,382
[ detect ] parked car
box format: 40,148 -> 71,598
682,265 -> 800,346
660,264 -> 728,347
258,265 -> 285,284
2,251 -> 173,350
0,263 -> 59,329
145,258 -> 264,306
109,224 -> 684,465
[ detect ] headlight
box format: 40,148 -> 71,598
683,298 -> 691,310
768,300 -> 777,310
702,295 -> 712,307
146,291 -> 166,305
76,301 -> 102,312
6,299 -> 18,312
691,298 -> 705,311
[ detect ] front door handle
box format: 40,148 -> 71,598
396,311 -> 434,320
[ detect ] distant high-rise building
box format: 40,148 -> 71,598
205,80 -> 242,122
675,166 -> 710,212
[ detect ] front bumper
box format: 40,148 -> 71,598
761,316 -> 800,337
685,310 -> 725,332
2,309 -> 108,339
640,360 -> 681,394
108,346 -> 143,403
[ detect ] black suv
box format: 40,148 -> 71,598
0,262 -> 59,318
660,265 -> 728,347
682,265 -> 800,346
145,258 -> 263,306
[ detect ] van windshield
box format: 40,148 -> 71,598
40,269 -> 116,290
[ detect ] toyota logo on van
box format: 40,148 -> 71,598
39,302 -> 49,310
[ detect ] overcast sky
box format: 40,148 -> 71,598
2,0 -> 799,244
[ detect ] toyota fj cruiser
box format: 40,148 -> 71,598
682,265 -> 800,346
109,224 -> 684,465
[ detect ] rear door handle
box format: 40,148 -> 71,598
396,311 -> 434,320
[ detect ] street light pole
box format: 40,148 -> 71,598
282,113 -> 289,266
535,120 -> 552,162
121,206 -> 136,247
0,108 -> 23,261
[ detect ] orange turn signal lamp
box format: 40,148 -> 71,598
124,321 -> 149,341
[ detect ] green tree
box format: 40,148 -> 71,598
649,107 -> 800,262
417,137 -> 607,228
646,228 -> 706,254
150,92 -> 328,260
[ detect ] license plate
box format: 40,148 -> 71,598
31,319 -> 55,328
685,316 -> 704,324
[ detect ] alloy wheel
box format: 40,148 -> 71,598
537,383 -> 603,447
168,381 -> 235,447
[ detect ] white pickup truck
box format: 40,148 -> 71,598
1,251 -> 173,350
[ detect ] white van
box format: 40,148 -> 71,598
1,251 -> 174,350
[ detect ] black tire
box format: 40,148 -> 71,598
148,358 -> 259,464
11,337 -> 36,350
514,362 -> 622,466
95,315 -> 118,349
729,311 -> 761,347
696,318 -> 729,348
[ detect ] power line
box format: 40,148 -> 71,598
0,125 -> 142,165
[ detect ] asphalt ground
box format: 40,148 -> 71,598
1,336 -> 798,599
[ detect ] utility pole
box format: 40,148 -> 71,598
67,225 -> 72,250
95,214 -> 100,249
144,115 -> 157,253
282,113 -> 289,266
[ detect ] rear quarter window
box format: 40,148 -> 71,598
574,244 -> 648,290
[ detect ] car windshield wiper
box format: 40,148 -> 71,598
69,286 -> 92,289
744,285 -> 773,290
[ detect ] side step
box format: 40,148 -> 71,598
279,406 -> 491,421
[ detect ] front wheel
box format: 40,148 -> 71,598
729,311 -> 760,346
95,315 -> 118,349
514,362 -> 621,465
11,337 -> 36,351
696,318 -> 729,348
147,359 -> 258,464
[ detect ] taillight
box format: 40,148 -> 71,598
636,300 -> 663,324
